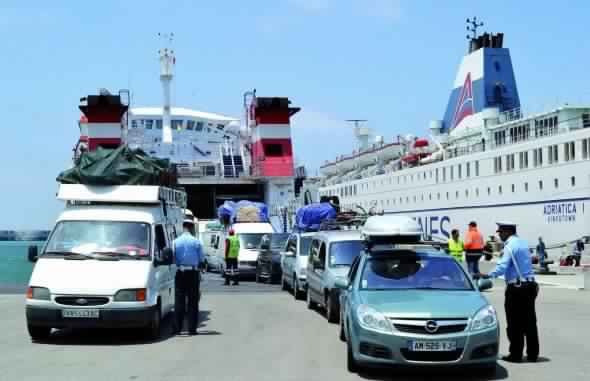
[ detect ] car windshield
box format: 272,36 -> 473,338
299,237 -> 312,256
329,240 -> 363,267
44,221 -> 151,259
360,253 -> 472,291
240,233 -> 265,249
270,233 -> 289,249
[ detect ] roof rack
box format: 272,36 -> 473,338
318,211 -> 369,231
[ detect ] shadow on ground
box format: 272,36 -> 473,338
357,363 -> 509,380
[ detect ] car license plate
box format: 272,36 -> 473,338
62,309 -> 99,319
409,340 -> 456,352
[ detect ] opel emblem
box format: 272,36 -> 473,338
76,298 -> 88,305
425,320 -> 439,333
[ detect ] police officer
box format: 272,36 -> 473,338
224,229 -> 240,286
480,222 -> 539,363
447,229 -> 464,262
174,220 -> 204,335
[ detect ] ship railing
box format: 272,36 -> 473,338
498,107 -> 523,123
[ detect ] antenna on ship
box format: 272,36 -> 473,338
158,32 -> 175,145
466,17 -> 483,40
346,119 -> 370,151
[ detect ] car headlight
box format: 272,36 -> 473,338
114,288 -> 147,302
26,287 -> 50,300
471,305 -> 498,331
356,304 -> 393,334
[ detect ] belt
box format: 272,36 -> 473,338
507,277 -> 535,285
178,265 -> 197,271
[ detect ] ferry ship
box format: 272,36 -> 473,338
72,41 -> 301,226
317,25 -> 590,251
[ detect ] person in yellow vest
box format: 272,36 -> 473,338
224,229 -> 240,286
447,229 -> 464,262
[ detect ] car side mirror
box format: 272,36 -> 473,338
334,278 -> 349,289
28,245 -> 38,263
477,278 -> 493,291
156,248 -> 173,266
282,251 -> 295,257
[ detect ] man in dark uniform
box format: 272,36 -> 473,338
174,220 -> 204,335
480,222 -> 539,362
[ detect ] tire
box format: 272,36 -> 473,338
326,292 -> 339,324
339,318 -> 346,342
293,277 -> 304,300
255,271 -> 261,283
27,325 -> 51,341
347,334 -> 359,373
306,287 -> 316,310
479,363 -> 497,376
146,305 -> 161,341
281,274 -> 288,291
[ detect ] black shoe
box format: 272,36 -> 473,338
501,355 -> 523,363
526,356 -> 538,363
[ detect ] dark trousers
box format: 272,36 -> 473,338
505,282 -> 539,359
225,258 -> 239,285
466,252 -> 481,274
175,269 -> 200,333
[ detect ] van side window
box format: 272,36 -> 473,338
309,239 -> 319,266
286,236 -> 296,253
155,225 -> 167,252
210,235 -> 216,245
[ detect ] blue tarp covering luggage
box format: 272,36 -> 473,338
295,203 -> 336,232
217,201 -> 269,224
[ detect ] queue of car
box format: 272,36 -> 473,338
277,215 -> 499,375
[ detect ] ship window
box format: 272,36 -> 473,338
475,161 -> 480,176
443,167 -> 446,182
539,180 -> 543,190
429,193 -> 432,200
172,120 -> 183,130
131,120 -> 138,129
186,120 -> 195,130
465,189 -> 469,197
524,182 -> 528,192
487,187 -> 491,195
399,197 -> 402,204
421,194 -> 424,201
554,178 -> 559,188
195,121 -> 204,131
466,162 -> 470,177
437,193 -> 440,200
475,188 -> 479,197
498,185 -> 503,195
435,168 -> 439,183
512,184 -> 515,193
450,166 -> 454,180
458,164 -> 462,179
571,176 -> 576,186
548,144 -> 559,164
145,119 -> 153,130
406,196 -> 409,203
583,139 -> 589,159
413,196 -> 416,203
217,124 -> 224,130
564,142 -> 575,161
446,192 -> 449,200
455,191 -> 459,199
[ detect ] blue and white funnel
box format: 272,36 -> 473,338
441,31 -> 520,134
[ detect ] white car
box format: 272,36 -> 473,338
280,232 -> 315,299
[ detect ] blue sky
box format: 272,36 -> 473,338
1,0 -> 589,229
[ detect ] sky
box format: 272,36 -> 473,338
1,0 -> 589,230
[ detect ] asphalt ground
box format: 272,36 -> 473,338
2,268 -> 590,381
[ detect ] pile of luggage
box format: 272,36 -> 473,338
217,201 -> 269,225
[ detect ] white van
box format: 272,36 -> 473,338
25,184 -> 185,341
205,222 -> 275,276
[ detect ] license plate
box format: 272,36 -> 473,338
62,309 -> 100,319
409,340 -> 456,352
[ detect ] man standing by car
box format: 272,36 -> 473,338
225,229 -> 240,286
464,221 -> 484,275
174,220 -> 204,335
536,237 -> 547,271
480,222 -> 539,363
447,229 -> 464,262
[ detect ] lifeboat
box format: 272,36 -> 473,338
413,138 -> 429,148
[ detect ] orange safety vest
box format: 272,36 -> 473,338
464,228 -> 484,250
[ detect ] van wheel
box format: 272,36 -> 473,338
306,287 -> 316,310
339,320 -> 346,342
147,305 -> 161,341
293,277 -> 303,300
255,271 -> 261,283
28,325 -> 51,342
326,293 -> 339,323
281,275 -> 288,291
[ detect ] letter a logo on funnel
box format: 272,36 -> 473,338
451,73 -> 474,129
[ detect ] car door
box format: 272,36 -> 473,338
154,224 -> 171,311
341,256 -> 361,328
309,239 -> 326,302
281,235 -> 295,286
306,238 -> 320,301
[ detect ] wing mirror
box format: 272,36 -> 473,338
334,277 -> 349,289
477,278 -> 493,291
28,245 -> 38,263
156,247 -> 174,266
281,251 -> 295,257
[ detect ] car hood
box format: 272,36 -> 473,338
29,257 -> 152,295
239,249 -> 260,261
358,290 -> 488,319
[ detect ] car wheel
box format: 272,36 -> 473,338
306,287 -> 316,310
146,305 -> 161,341
281,274 -> 288,291
479,363 -> 497,376
326,293 -> 339,324
347,333 -> 359,373
27,325 -> 51,342
255,270 -> 261,283
293,277 -> 303,300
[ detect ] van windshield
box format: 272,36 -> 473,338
329,240 -> 363,267
239,233 -> 265,249
44,221 -> 151,260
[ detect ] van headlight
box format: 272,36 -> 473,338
356,304 -> 393,334
114,288 -> 147,302
471,305 -> 498,331
27,287 -> 50,300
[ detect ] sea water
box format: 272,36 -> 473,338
0,241 -> 44,293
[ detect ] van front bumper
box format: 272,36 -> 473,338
26,305 -> 156,329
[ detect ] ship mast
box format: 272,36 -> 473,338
158,32 -> 175,144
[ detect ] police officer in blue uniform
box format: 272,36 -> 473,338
174,220 -> 204,335
480,222 -> 539,362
